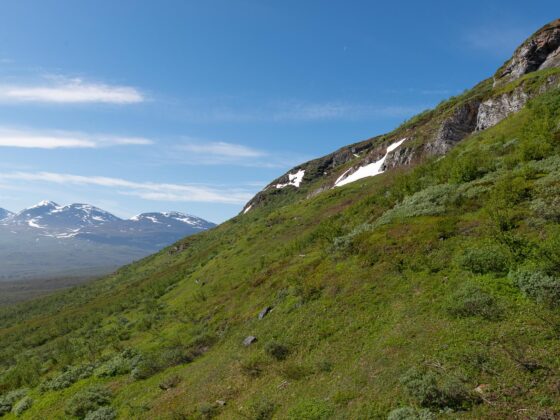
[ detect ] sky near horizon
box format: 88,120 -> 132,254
0,1 -> 557,223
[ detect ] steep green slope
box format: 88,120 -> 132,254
1,22 -> 560,419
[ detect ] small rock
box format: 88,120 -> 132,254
216,400 -> 226,407
258,306 -> 272,320
243,336 -> 257,346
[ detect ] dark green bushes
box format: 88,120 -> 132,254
65,385 -> 112,419
41,364 -> 96,391
264,341 -> 290,361
446,282 -> 502,320
457,244 -> 510,275
400,368 -> 477,410
286,399 -> 333,420
0,388 -> 27,416
510,268 -> 560,308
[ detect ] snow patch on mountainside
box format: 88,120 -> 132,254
276,169 -> 305,189
334,138 -> 407,187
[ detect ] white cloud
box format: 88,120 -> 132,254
0,76 -> 144,104
0,127 -> 152,149
178,141 -> 265,158
0,171 -> 253,205
178,101 -> 421,123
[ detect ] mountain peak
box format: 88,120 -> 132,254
30,200 -> 59,209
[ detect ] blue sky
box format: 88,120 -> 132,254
0,1 -> 557,223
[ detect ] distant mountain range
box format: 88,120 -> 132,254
0,201 -> 215,281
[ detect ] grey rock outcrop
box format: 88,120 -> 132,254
494,19 -> 560,86
382,144 -> 416,171
426,101 -> 480,156
476,88 -> 528,131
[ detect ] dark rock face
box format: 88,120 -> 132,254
426,101 -> 481,156
382,144 -> 416,171
495,19 -> 560,86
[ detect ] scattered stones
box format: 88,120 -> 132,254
258,306 -> 272,320
243,336 -> 257,346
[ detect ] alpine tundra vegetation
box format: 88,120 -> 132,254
1,18 -> 560,419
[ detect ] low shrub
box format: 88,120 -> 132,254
65,385 -> 112,419
159,375 -> 181,390
400,367 -> 476,410
95,353 -> 135,378
247,397 -> 276,420
387,406 -> 434,420
198,402 -> 218,419
0,389 -> 27,416
446,282 -> 502,320
12,396 -> 32,416
84,406 -> 117,420
457,244 -> 510,275
510,268 -> 560,308
264,341 -> 290,361
286,399 -> 333,420
41,364 -> 96,391
131,346 -> 192,381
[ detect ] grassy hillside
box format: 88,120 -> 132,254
1,81 -> 560,418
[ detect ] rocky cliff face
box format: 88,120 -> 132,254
494,19 -> 560,87
242,19 -> 560,214
425,100 -> 481,156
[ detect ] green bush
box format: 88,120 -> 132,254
12,396 -> 32,416
264,341 -> 290,361
400,368 -> 475,410
247,397 -> 276,420
510,268 -> 560,308
286,399 -> 333,420
0,389 -> 27,416
95,353 -> 135,378
41,364 -> 95,391
446,282 -> 501,320
198,402 -> 218,419
387,406 -> 434,420
84,406 -> 117,420
450,151 -> 492,183
375,184 -> 455,226
65,385 -> 112,419
130,346 -> 193,381
457,244 -> 510,275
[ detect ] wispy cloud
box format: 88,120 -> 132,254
0,76 -> 144,104
178,100 -> 421,123
178,140 -> 265,158
0,127 -> 152,149
0,171 -> 253,204
169,137 -> 306,168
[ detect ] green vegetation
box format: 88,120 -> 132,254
0,74 -> 560,418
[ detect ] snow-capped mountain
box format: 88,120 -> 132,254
7,201 -> 120,231
2,201 -> 214,239
130,212 -> 215,230
0,208 -> 13,221
0,201 -> 216,281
